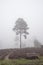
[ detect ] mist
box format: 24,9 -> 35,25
0,0 -> 43,49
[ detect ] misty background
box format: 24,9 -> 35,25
0,0 -> 43,49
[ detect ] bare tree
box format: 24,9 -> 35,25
13,18 -> 29,48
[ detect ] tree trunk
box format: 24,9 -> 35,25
20,33 -> 21,48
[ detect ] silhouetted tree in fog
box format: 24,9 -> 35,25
13,18 -> 29,48
34,38 -> 41,48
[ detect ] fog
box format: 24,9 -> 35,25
0,0 -> 43,49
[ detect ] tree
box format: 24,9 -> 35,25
34,38 -> 41,48
13,18 -> 29,48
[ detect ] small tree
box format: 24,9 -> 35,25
34,39 -> 41,48
13,18 -> 29,48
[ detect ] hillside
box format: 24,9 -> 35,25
0,47 -> 43,60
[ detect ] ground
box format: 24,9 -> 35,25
0,48 -> 43,65
0,57 -> 43,65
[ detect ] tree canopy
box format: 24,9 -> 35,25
13,18 -> 29,37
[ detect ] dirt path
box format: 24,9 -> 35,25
4,51 -> 13,60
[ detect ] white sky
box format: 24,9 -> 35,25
0,0 -> 43,49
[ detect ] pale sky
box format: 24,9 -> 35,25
0,0 -> 43,49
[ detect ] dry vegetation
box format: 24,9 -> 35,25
0,47 -> 43,60
0,48 -> 43,65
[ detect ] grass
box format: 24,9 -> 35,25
0,57 -> 43,65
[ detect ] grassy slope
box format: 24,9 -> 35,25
0,57 -> 43,65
